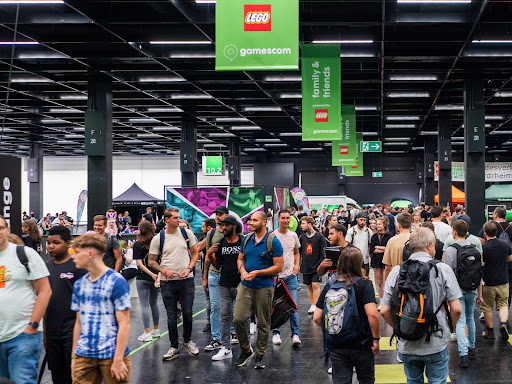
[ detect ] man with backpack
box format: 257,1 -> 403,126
93,215 -> 122,272
443,220 -> 483,368
381,228 -> 462,384
345,212 -> 373,276
147,208 -> 199,361
480,221 -> 512,341
234,211 -> 283,369
0,215 -> 52,384
383,212 -> 412,280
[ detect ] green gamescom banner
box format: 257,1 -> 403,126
344,133 -> 364,176
215,0 -> 299,71
302,44 -> 341,141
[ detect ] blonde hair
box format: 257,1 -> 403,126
73,234 -> 107,254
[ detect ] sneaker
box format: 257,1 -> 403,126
272,334 -> 282,345
212,347 -> 233,361
307,304 -> 316,314
479,312 -> 485,322
163,347 -> 179,361
230,332 -> 239,345
236,349 -> 254,367
203,323 -> 211,333
500,323 -> 509,341
138,332 -> 153,342
204,339 -> 222,351
151,329 -> 160,338
183,340 -> 199,356
459,355 -> 469,368
177,309 -> 182,319
377,305 -> 381,311
468,347 -> 476,360
397,354 -> 403,363
250,322 -> 257,335
450,333 -> 457,341
482,328 -> 495,339
292,334 -> 302,346
328,367 -> 332,374
254,355 -> 265,369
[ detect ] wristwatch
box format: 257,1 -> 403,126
28,322 -> 39,329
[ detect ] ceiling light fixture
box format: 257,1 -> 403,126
493,91 -> 512,97
128,118 -> 159,123
136,133 -> 157,138
383,142 -> 410,145
149,40 -> 211,45
390,75 -> 437,81
170,93 -> 212,99
215,117 -> 248,122
254,138 -> 281,143
244,106 -> 282,112
386,116 -> 421,121
208,133 -> 235,137
485,115 -> 505,120
490,130 -> 512,135
355,106 -> 378,111
387,92 -> 430,98
264,143 -> 288,147
280,132 -> 302,137
300,148 -> 323,151
170,53 -> 215,59
146,107 -> 183,112
0,0 -> 64,3
279,93 -> 302,99
340,52 -> 375,57
243,148 -> 266,151
384,138 -> 412,141
139,76 -> 185,82
60,94 -> 87,100
362,132 -> 378,136
11,76 -> 52,83
312,40 -> 373,44
264,75 -> 302,82
420,131 -> 438,135
230,126 -> 261,131
385,124 -> 417,128
152,127 -> 180,131
398,0 -> 471,3
49,108 -> 82,113
195,0 -> 216,3
0,41 -> 38,45
434,105 -> 464,110
472,40 -> 512,44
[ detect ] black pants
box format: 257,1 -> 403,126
46,337 -> 73,384
329,347 -> 375,384
508,270 -> 512,307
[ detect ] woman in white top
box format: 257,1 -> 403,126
411,210 -> 422,232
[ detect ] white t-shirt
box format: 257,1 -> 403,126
346,226 -> 374,264
273,229 -> 300,278
433,221 -> 452,243
0,243 -> 49,342
149,228 -> 197,281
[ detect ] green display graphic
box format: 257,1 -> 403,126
341,105 -> 356,148
228,187 -> 264,219
344,133 -> 364,177
302,44 -> 341,141
372,172 -> 383,178
360,141 -> 382,153
332,139 -> 357,167
202,156 -> 223,176
215,0 -> 299,71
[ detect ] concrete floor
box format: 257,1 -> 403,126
39,279 -> 512,384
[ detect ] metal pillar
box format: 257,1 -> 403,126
28,141 -> 43,218
228,138 -> 241,187
464,76 -> 486,234
424,137 -> 436,206
437,114 -> 452,208
85,76 -> 113,229
180,114 -> 197,187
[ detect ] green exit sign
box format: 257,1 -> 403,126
372,171 -> 383,178
360,141 -> 382,153
202,156 -> 223,176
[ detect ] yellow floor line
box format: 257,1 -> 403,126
375,364 -> 451,383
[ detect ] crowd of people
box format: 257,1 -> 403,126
1,201 -> 511,384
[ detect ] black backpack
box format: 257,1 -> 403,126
402,240 -> 413,262
450,243 -> 484,291
390,258 -> 452,343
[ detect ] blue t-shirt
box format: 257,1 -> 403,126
71,269 -> 131,359
241,231 -> 283,289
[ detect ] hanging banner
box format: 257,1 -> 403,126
434,161 -> 512,182
290,187 -> 310,214
76,190 -> 88,226
344,133 -> 364,177
302,44 -> 341,141
332,139 -> 357,167
215,0 -> 299,71
0,155 -> 21,235
341,105 -> 356,148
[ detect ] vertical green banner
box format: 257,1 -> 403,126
341,105 -> 356,148
332,140 -> 356,166
344,133 -> 364,177
302,44 -> 341,141
215,0 -> 299,71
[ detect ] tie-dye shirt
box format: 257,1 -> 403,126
71,269 -> 131,359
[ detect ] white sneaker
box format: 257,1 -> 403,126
151,329 -> 160,338
450,333 -> 457,341
250,322 -> 257,335
138,332 -> 153,342
292,335 -> 301,346
212,347 -> 233,361
272,334 -> 282,345
308,305 -> 316,314
183,340 -> 199,356
163,347 -> 179,361
377,305 -> 381,311
328,367 -> 332,374
397,354 -> 403,363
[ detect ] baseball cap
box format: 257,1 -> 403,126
356,212 -> 368,219
220,215 -> 238,226
213,206 -> 229,215
457,214 -> 471,226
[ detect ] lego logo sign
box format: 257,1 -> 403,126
340,146 -> 349,155
244,4 -> 271,31
315,109 -> 328,122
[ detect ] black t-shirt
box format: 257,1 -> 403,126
143,213 -> 154,223
337,216 -> 351,228
214,237 -> 242,288
45,258 -> 87,339
421,210 -> 431,221
103,234 -> 120,269
483,238 -> 511,286
297,213 -> 307,221
133,241 -> 157,281
369,232 -> 393,254
299,232 -> 326,274
22,235 -> 41,254
434,240 -> 444,261
316,278 -> 376,350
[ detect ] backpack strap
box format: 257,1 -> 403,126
207,228 -> 216,249
180,227 -> 190,250
159,229 -> 165,256
242,232 -> 255,254
16,245 -> 30,274
266,232 -> 275,256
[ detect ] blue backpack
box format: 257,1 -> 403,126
323,276 -> 371,348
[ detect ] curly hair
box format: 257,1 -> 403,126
22,220 -> 41,244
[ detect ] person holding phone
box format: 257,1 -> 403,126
317,224 -> 353,277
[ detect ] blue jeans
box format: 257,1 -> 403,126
456,291 -> 477,356
136,279 -> 160,329
399,347 -> 449,384
209,272 -> 221,341
160,278 -> 195,348
273,274 -> 299,337
0,331 -> 43,384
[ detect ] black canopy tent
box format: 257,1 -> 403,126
113,183 -> 165,225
